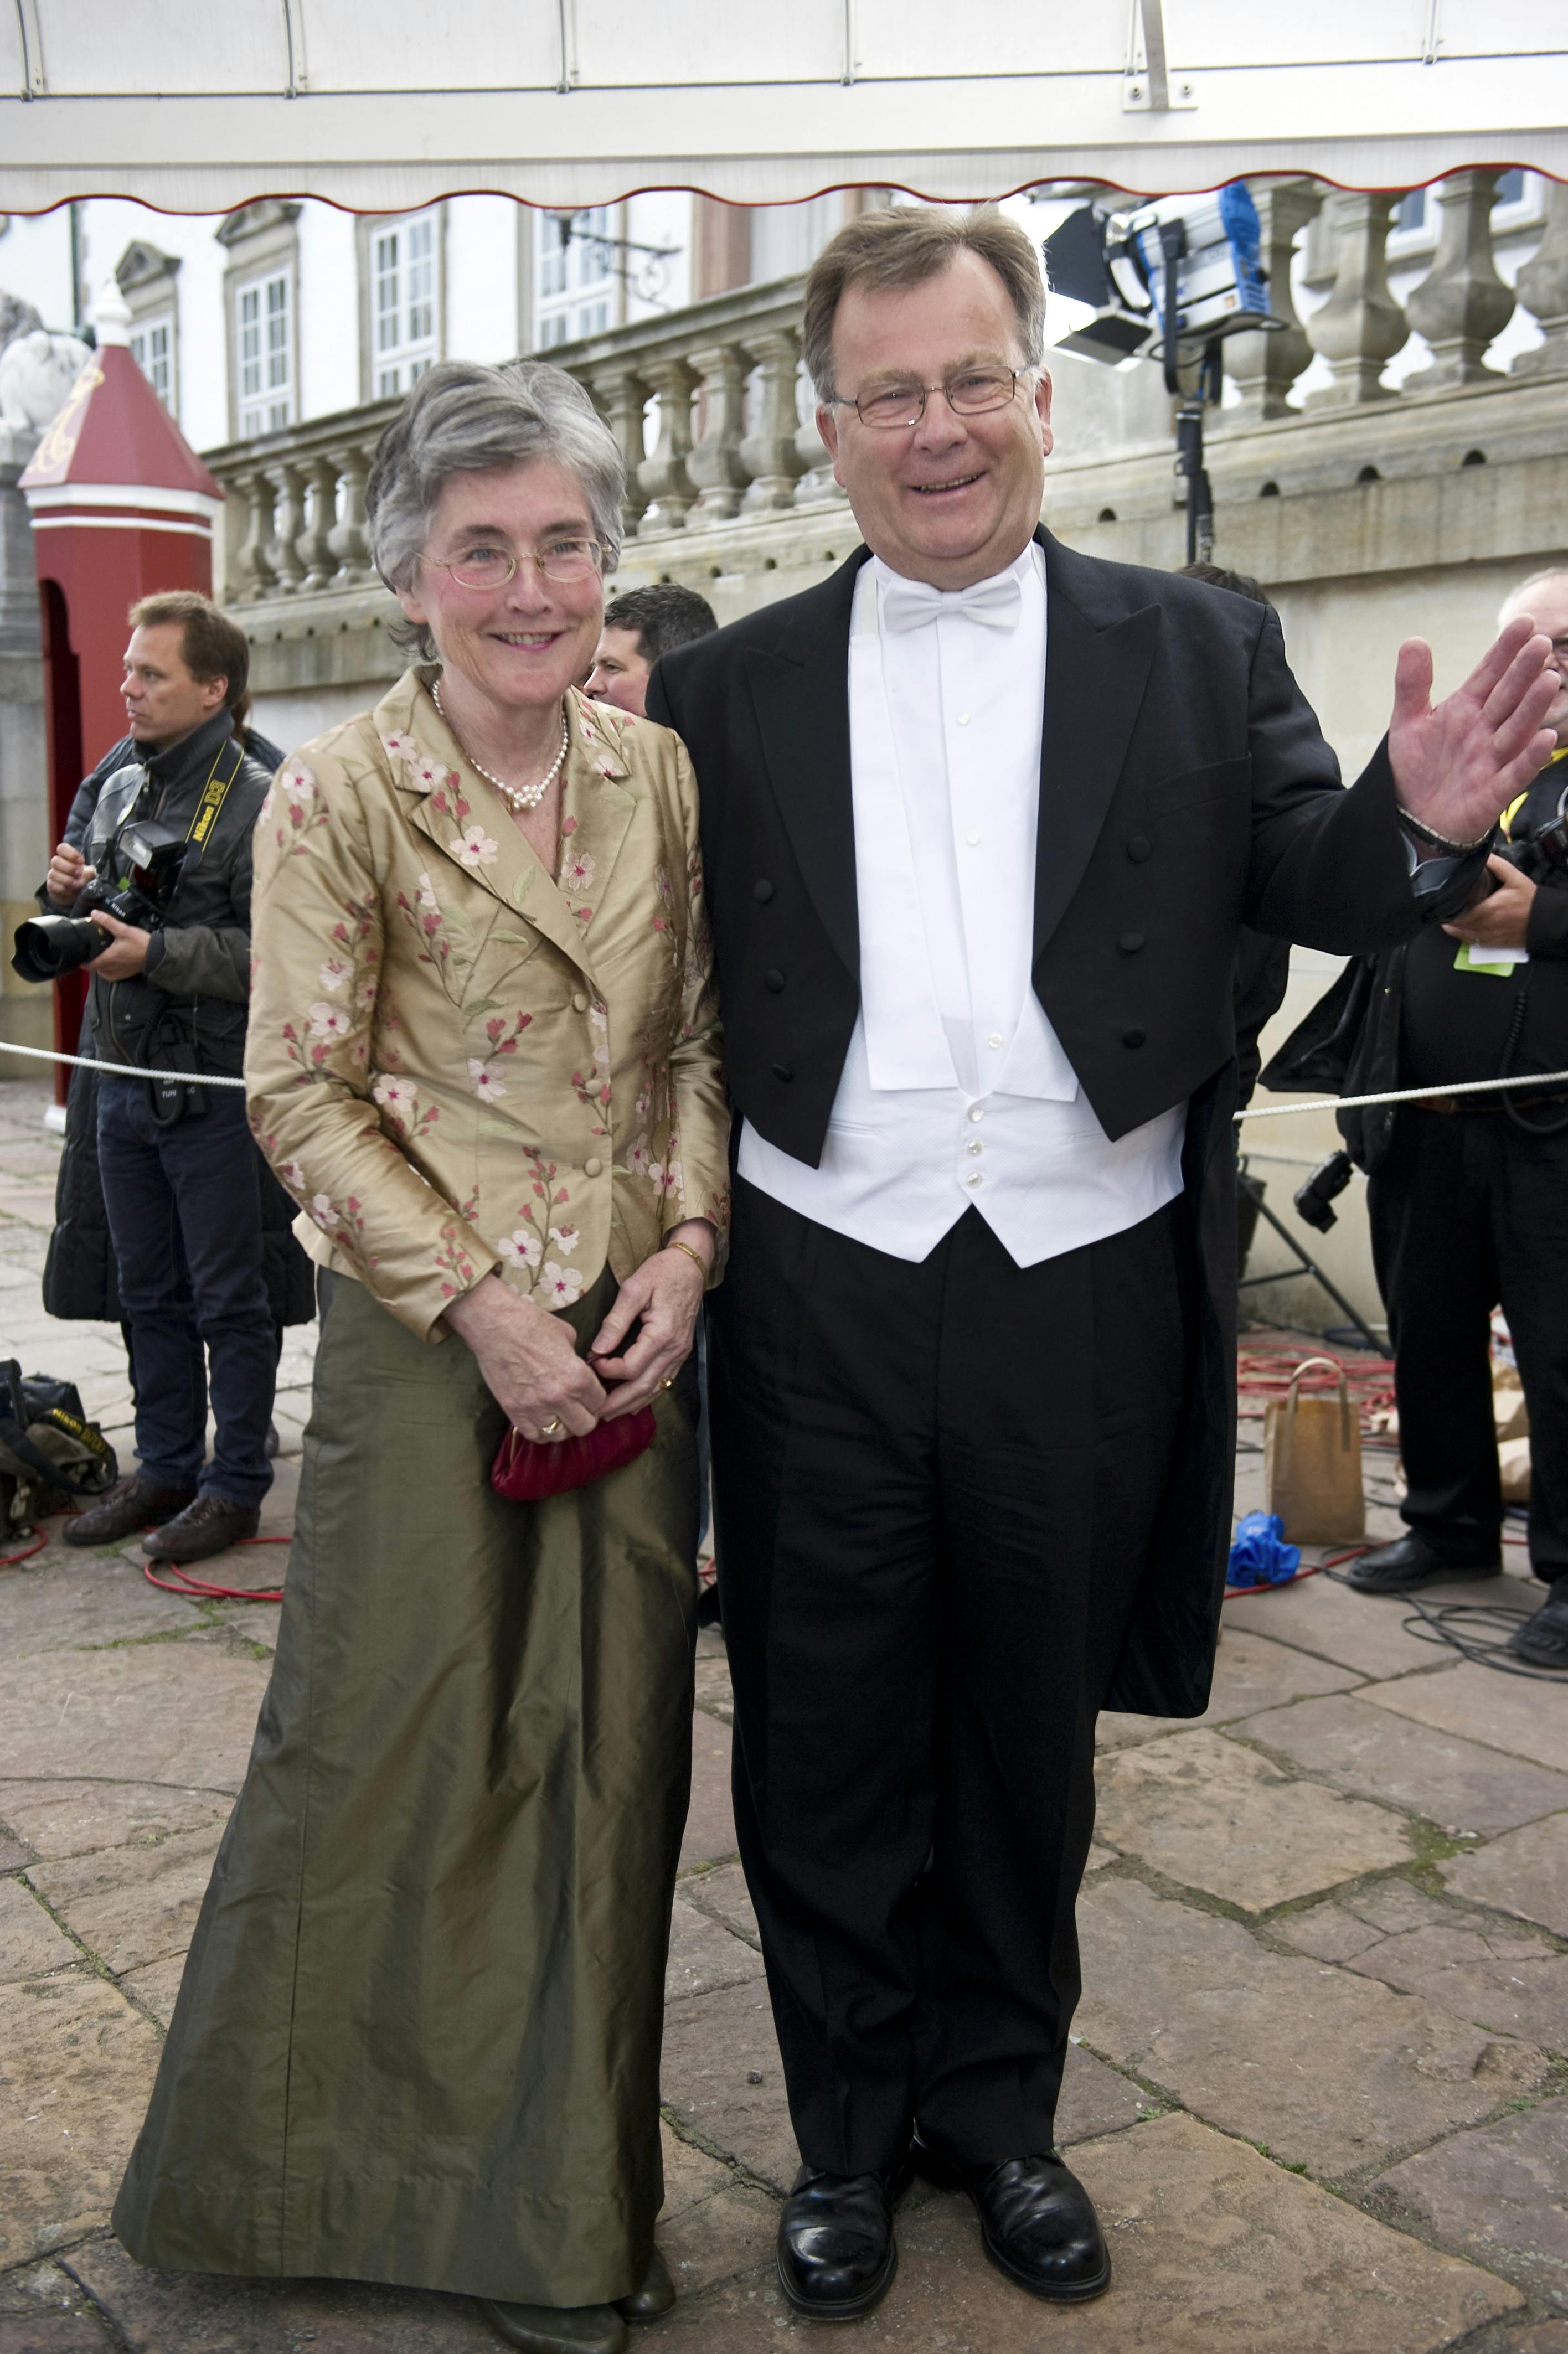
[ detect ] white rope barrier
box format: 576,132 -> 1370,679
3,1040 -> 1567,1122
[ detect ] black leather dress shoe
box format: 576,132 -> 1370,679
1507,1593 -> 1568,1669
914,2135 -> 1110,2303
776,2159 -> 911,2321
1342,1532 -> 1500,1594
615,2246 -> 675,2323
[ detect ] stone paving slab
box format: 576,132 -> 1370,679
0,2258 -> 111,2354
1221,1572 -> 1524,1681
659,1977 -> 796,2192
1097,1628 -> 1362,1749
1095,1727 -> 1409,1908
0,1779 -> 233,1863
1343,1922 -> 1568,2050
27,1823 -> 226,1979
0,1882 -> 76,1981
117,1953 -> 185,2030
680,1861 -> 760,1948
648,2113 -> 1523,2351
1374,2093 -> 1568,2314
1366,1665 -> 1568,1778
0,1544 -> 208,1662
1279,1879 -> 1473,1965
680,1714 -> 736,1872
666,1893 -> 767,2006
1445,1816 -> 1568,1940
1077,1877 -> 1548,2178
62,2237 -> 494,2353
0,1639 -> 269,1791
0,1975 -> 163,2267
1236,1691 -> 1568,1835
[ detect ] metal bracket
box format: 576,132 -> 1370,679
280,0 -> 308,97
1122,0 -> 1196,110
14,0 -> 47,97
556,0 -> 579,91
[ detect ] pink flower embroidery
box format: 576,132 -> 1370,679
306,1001 -> 351,1041
372,1074 -> 419,1127
310,1193 -> 340,1232
541,1261 -> 584,1308
547,1223 -> 579,1257
453,823 -> 499,869
560,849 -> 596,895
497,1230 -> 543,1271
278,759 -> 317,801
317,957 -> 349,994
380,731 -> 415,759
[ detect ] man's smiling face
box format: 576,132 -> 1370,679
817,249 -> 1054,592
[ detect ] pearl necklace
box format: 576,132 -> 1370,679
431,679 -> 569,813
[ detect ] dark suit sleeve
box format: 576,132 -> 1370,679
1240,607 -> 1486,952
1527,871 -> 1568,958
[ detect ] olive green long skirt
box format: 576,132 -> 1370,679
112,1270 -> 699,2306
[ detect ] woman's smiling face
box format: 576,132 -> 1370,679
398,460 -> 606,714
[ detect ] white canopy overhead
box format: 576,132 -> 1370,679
2,1 -> 1565,214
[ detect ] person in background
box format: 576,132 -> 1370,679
43,592 -> 285,1565
587,582 -> 717,717
112,361 -> 730,2354
40,699 -> 314,1451
1340,568 -> 1568,1669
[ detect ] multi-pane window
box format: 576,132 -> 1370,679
373,214 -> 439,396
236,269 -> 294,437
534,208 -> 615,348
129,313 -> 174,409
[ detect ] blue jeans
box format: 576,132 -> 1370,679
96,1076 -> 275,1506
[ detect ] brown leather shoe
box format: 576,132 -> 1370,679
63,1477 -> 195,1547
142,1495 -> 261,1564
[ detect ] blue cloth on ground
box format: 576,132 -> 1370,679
1226,1510 -> 1302,1589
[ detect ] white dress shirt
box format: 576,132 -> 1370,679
737,543 -> 1186,1266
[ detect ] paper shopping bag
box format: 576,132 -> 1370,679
1263,1356 -> 1365,1545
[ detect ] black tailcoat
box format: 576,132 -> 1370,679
649,530 -> 1476,1714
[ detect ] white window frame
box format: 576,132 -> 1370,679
235,265 -> 296,439
367,209 -> 442,398
533,208 -> 617,349
128,308 -> 176,410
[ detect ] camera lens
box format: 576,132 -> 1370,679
11,915 -> 106,984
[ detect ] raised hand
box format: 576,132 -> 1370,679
1388,618 -> 1557,847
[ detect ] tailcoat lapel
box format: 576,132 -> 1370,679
1033,530 -> 1162,964
743,552 -> 865,983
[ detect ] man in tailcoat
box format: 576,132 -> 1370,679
648,207 -> 1556,2321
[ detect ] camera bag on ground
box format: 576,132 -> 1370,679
0,1360 -> 118,1534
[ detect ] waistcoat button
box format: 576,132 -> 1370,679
1118,931 -> 1145,953
754,879 -> 775,902
1126,835 -> 1152,863
764,968 -> 786,993
1122,1028 -> 1147,1050
771,1062 -> 793,1083
583,1155 -> 604,1176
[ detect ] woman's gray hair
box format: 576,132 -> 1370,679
367,359 -> 625,655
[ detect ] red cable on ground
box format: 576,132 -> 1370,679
142,1532 -> 292,1606
0,1532 -> 47,1568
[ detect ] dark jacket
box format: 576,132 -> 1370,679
648,529 -> 1485,1716
1262,752 -> 1568,1170
44,710 -> 276,1080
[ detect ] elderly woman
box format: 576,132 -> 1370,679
111,362 -> 730,2354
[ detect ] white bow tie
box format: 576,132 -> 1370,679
880,571 -> 1023,634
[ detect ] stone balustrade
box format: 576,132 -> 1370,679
204,183 -> 1568,694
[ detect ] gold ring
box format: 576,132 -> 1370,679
662,1377 -> 675,1390
541,1416 -> 564,1437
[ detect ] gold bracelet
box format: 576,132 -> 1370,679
663,1236 -> 710,1281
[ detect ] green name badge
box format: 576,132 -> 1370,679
1453,941 -> 1530,979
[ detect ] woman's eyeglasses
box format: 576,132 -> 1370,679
834,369 -> 1028,432
425,538 -> 605,590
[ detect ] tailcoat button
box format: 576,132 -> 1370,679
1118,932 -> 1145,954
764,968 -> 786,993
771,1062 -> 793,1083
1122,1028 -> 1147,1050
572,990 -> 590,1011
754,879 -> 775,902
1126,835 -> 1152,863
583,1155 -> 604,1176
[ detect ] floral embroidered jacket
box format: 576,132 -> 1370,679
245,665 -> 731,1341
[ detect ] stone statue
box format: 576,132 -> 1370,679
0,292 -> 91,432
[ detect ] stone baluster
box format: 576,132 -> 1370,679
1513,176 -> 1568,381
636,359 -> 698,533
1303,193 -> 1408,407
740,328 -> 808,512
1220,181 -> 1323,425
1404,170 -> 1515,391
297,455 -> 340,591
685,343 -> 752,526
265,463 -> 307,592
327,445 -> 372,585
792,382 -> 845,508
589,365 -> 652,533
233,469 -> 280,602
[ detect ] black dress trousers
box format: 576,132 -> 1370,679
707,1178 -> 1192,2176
1367,1107 -> 1568,1587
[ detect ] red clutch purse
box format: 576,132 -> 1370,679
491,1407 -> 657,1502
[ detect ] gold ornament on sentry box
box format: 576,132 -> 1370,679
1263,1357 -> 1365,1545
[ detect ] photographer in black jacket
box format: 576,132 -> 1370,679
1320,571 -> 1568,1668
40,593 -> 281,1566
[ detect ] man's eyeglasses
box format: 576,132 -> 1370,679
424,538 -> 605,590
834,369 -> 1030,432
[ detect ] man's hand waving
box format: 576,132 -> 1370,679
1389,617 -> 1557,846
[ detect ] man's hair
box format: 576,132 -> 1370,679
802,207 -> 1048,404
602,584 -> 718,665
1177,561 -> 1271,609
1499,567 -> 1568,628
127,590 -> 251,724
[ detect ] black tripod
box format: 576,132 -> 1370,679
1237,1158 -> 1383,1351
